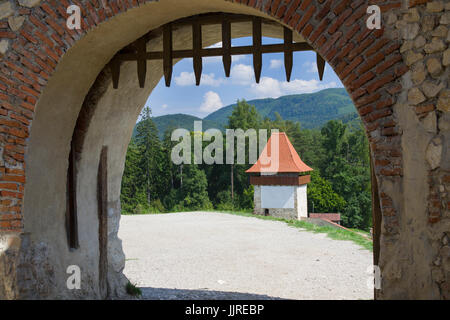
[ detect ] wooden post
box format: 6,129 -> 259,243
163,24 -> 173,87
109,14 -> 320,89
252,17 -> 262,84
136,37 -> 147,88
283,27 -> 293,82
98,146 -> 108,298
192,21 -> 203,86
222,18 -> 232,78
67,140 -> 79,249
316,52 -> 325,81
110,58 -> 120,89
370,155 -> 381,299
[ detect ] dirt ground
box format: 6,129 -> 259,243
119,212 -> 374,300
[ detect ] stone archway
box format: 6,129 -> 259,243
0,0 -> 448,300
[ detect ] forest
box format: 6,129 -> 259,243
121,100 -> 372,231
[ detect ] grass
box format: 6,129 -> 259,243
126,281 -> 142,297
219,210 -> 373,252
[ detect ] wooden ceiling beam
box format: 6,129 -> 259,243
192,21 -> 203,86
117,42 -> 313,61
110,58 -> 121,89
316,52 -> 326,81
252,17 -> 262,84
222,18 -> 232,78
135,37 -> 147,88
283,27 -> 293,82
110,13 -> 321,89
163,23 -> 173,87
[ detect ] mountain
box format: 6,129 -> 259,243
143,113 -> 224,139
140,88 -> 359,139
204,88 -> 356,129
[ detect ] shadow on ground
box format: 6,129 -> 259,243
138,287 -> 284,300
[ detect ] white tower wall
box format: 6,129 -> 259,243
253,184 -> 308,220
296,184 -> 308,219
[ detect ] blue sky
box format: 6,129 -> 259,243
145,37 -> 344,118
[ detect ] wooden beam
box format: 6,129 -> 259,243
222,18 -> 232,78
250,175 -> 311,186
110,13 -> 320,89
98,146 -> 108,298
136,37 -> 147,88
110,58 -> 120,89
252,17 -> 262,83
284,27 -> 293,82
67,140 -> 79,250
316,52 -> 325,81
117,42 -> 313,61
370,155 -> 381,299
163,24 -> 173,87
192,21 -> 203,86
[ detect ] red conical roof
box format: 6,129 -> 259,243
246,132 -> 313,173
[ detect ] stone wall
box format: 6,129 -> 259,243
389,1 -> 449,299
253,185 -> 303,220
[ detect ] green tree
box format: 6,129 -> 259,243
307,171 -> 346,214
120,140 -> 146,213
178,164 -> 212,210
226,100 -> 262,208
227,99 -> 261,130
135,106 -> 164,206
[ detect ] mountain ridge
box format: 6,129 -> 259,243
146,88 -> 359,138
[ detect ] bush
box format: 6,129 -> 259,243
239,185 -> 254,209
126,281 -> 142,297
216,202 -> 234,211
133,203 -> 147,215
163,189 -> 181,211
215,189 -> 234,210
172,202 -> 186,212
148,199 -> 165,213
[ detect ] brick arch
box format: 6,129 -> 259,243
0,0 -> 447,299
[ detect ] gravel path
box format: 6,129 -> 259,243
119,212 -> 373,300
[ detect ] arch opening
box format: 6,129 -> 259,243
66,16 -> 375,299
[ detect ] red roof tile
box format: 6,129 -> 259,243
246,132 -> 313,173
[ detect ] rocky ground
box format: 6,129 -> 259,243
119,212 -> 373,300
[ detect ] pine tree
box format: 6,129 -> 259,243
135,106 -> 162,206
120,139 -> 146,213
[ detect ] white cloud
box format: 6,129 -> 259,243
230,64 -> 254,85
200,91 -> 223,113
250,77 -> 339,99
269,59 -> 283,69
207,42 -> 222,49
174,72 -> 224,87
232,55 -> 245,63
303,61 -> 319,73
203,52 -> 245,65
204,56 -> 223,64
161,104 -> 168,109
